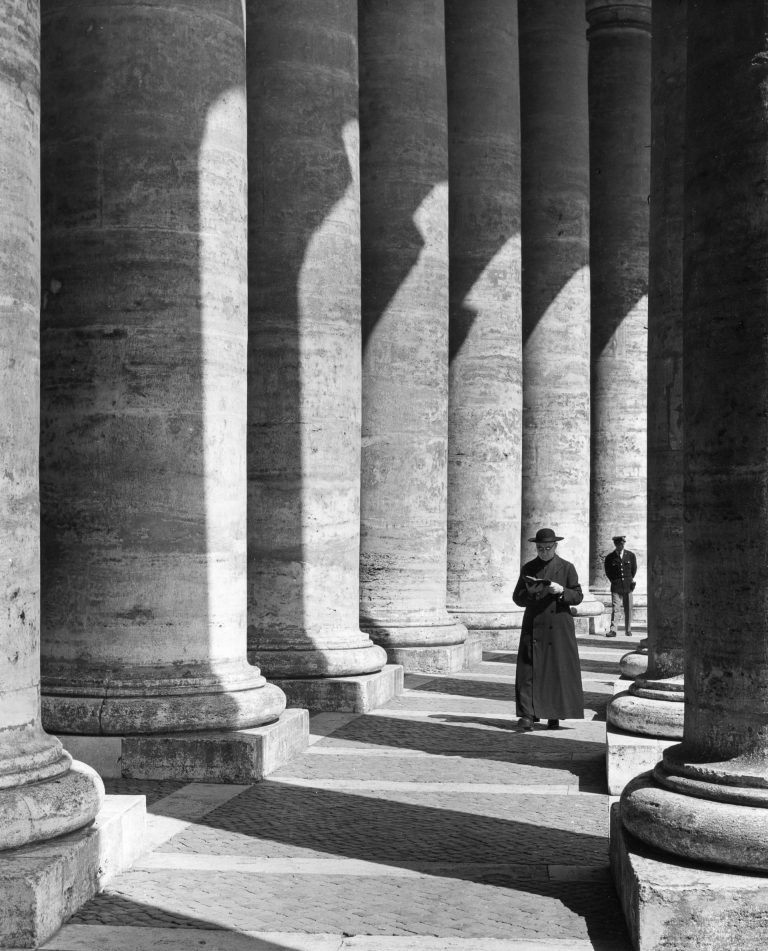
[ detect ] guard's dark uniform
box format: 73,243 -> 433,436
512,554 -> 585,720
604,547 -> 637,634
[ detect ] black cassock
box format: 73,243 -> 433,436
512,553 -> 584,720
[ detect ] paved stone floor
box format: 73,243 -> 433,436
42,633 -> 642,951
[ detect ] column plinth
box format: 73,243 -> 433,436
621,0 -> 768,874
39,2 -> 285,736
358,0 -> 467,672
1,0 -> 102,849
587,0 -> 651,621
519,0 -> 602,625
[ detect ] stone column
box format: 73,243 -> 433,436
608,0 -> 686,737
1,0 -> 102,850
444,0 -> 523,655
621,0 -> 768,873
245,0 -> 388,696
518,0 -> 603,626
587,0 -> 651,626
359,0 -> 467,672
39,0 -> 285,735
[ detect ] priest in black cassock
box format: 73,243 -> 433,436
512,528 -> 584,731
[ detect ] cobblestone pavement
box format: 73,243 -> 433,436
43,632 -> 640,951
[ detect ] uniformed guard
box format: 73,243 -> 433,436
603,535 -> 637,637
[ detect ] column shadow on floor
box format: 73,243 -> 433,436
292,714 -> 607,788
69,779 -> 630,948
399,676 -> 612,720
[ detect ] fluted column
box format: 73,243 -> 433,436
519,0 -> 602,624
39,0 -> 285,734
445,0 -> 524,648
359,0 -> 467,672
608,0 -> 686,736
622,0 -> 768,871
245,1 -> 386,680
587,0 -> 650,624
1,0 -> 102,849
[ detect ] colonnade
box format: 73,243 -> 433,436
2,0 -> 660,867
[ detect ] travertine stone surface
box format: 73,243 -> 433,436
444,0 -> 524,641
0,793 -> 145,948
611,802 -> 768,950
0,0 -> 102,851
358,0 -> 466,670
245,0 -> 386,680
606,724 -> 677,796
518,0 -> 601,619
611,0 -> 687,746
587,0 -> 650,617
622,1 -> 768,870
39,0 -> 285,734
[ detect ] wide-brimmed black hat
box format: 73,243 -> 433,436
528,527 -> 564,544
612,535 -> 626,543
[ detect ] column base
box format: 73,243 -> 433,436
0,793 -> 145,948
608,679 -> 684,737
478,628 -> 521,651
271,664 -> 403,712
611,801 -> 768,950
570,592 -> 607,634
448,607 -> 524,654
619,649 -> 648,678
0,759 -> 104,851
43,679 -> 287,736
248,642 -> 388,679
58,708 -> 309,783
384,642 -> 466,673
622,770 -> 768,871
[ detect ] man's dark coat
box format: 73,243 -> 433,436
512,553 -> 584,720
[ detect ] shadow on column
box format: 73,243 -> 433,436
39,1 -> 278,734
245,2 -> 382,680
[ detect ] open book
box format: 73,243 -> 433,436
524,576 -> 551,586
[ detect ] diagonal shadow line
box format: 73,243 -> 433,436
53,906 -> 294,949
71,780 -> 631,948
299,714 -> 607,780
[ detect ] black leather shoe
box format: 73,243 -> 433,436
606,630 -> 617,638
547,719 -> 560,730
516,717 -> 533,732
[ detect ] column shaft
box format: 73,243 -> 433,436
622,0 -> 768,871
608,0 -> 687,738
1,0 -> 102,849
587,0 -> 651,620
39,0 -> 284,734
359,0 -> 467,671
445,0 -> 524,646
519,0 -> 600,620
646,0 -> 686,676
245,0 -> 386,679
